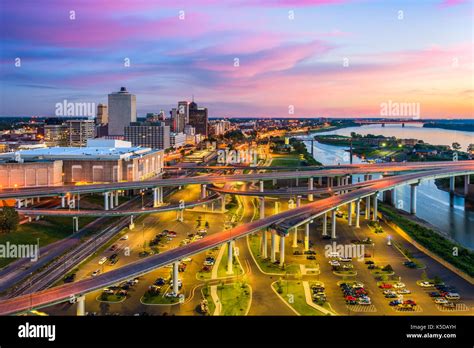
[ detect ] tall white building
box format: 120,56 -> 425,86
108,87 -> 136,136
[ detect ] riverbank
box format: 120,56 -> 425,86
313,134 -> 469,162
379,203 -> 474,277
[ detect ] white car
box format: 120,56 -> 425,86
182,257 -> 192,262
98,257 -> 107,265
328,252 -> 340,258
352,282 -> 364,288
358,297 -> 371,305
393,282 -> 405,289
120,235 -> 129,241
397,289 -> 411,294
435,298 -> 448,304
329,260 -> 340,267
419,281 -> 435,287
445,293 -> 460,300
92,269 -> 101,277
383,290 -> 396,295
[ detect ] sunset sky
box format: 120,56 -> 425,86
0,0 -> 473,118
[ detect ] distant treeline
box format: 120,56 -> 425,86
423,122 -> 474,132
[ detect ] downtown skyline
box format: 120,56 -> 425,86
0,0 -> 473,118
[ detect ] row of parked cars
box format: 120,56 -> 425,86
378,282 -> 417,310
311,283 -> 327,304
340,282 -> 371,305
420,282 -> 461,308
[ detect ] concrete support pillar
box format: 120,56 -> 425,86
410,184 -> 417,215
449,176 -> 455,193
114,191 -> 119,207
322,213 -> 328,236
227,241 -> 234,274
259,197 -> 265,219
173,261 -> 180,294
221,195 -> 226,212
259,180 -> 264,193
308,177 -> 314,201
318,177 -> 322,186
76,295 -> 85,316
61,196 -> 66,208
177,209 -> 184,222
355,199 -> 361,228
274,201 -> 280,215
304,223 -> 310,251
348,202 -> 353,226
159,187 -> 163,204
104,192 -> 110,211
272,179 -> 277,186
292,227 -> 298,247
73,216 -> 79,232
201,184 -> 207,199
464,175 -> 470,196
331,209 -> 337,239
153,188 -> 159,207
279,235 -> 285,267
261,230 -> 268,258
271,230 -> 277,262
296,195 -> 301,208
373,193 -> 379,221
391,188 -> 397,207
109,191 -> 114,209
295,177 -> 299,187
129,215 -> 135,230
365,196 -> 371,220
337,176 -> 341,186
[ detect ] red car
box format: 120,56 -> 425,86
379,283 -> 392,289
404,300 -> 416,305
168,231 -> 177,236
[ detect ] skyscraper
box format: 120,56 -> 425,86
108,87 -> 136,136
188,101 -> 208,137
177,101 -> 190,124
96,104 -> 108,125
171,107 -> 186,133
124,122 -> 170,150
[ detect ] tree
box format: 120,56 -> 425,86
0,206 -> 20,234
452,142 -> 461,151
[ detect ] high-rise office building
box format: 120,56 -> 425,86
171,107 -> 186,133
124,122 -> 170,150
44,118 -> 67,147
66,119 -> 95,147
108,87 -> 136,136
177,101 -> 190,124
188,101 -> 208,137
96,104 -> 108,125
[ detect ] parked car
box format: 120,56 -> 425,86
92,269 -> 101,277
419,281 -> 435,287
393,282 -> 405,289
306,255 -> 316,260
389,299 -> 402,306
365,260 -> 375,265
293,250 -> 303,255
434,298 -> 449,305
120,235 -> 129,241
397,289 -> 411,294
445,293 -> 460,300
98,257 -> 107,265
379,283 -> 392,289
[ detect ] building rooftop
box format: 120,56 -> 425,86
0,145 -> 162,161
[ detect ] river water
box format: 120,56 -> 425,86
300,124 -> 474,249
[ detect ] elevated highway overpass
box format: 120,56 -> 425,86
0,163 -> 472,315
